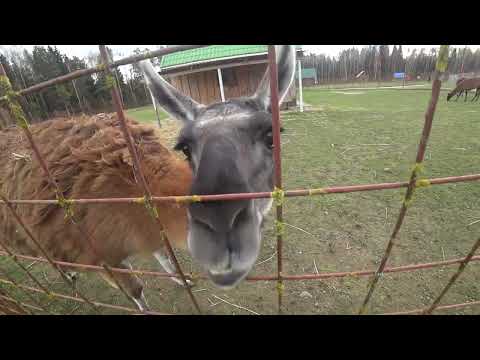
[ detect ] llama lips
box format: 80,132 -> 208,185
207,268 -> 249,289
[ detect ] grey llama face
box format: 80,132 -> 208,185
139,46 -> 296,288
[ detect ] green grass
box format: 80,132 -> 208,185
2,87 -> 480,315
307,80 -> 432,90
126,105 -> 168,124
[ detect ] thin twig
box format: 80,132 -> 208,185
25,261 -> 39,270
192,288 -> 208,293
11,152 -> 31,161
467,219 -> 480,227
313,259 -> 319,275
255,253 -> 276,267
207,297 -> 221,307
67,304 -> 82,315
283,222 -> 328,241
339,147 -> 355,156
358,143 -> 392,146
211,295 -> 260,315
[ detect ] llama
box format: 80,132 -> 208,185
447,77 -> 480,102
0,113 -> 193,311
471,86 -> 480,102
0,45 -> 296,311
450,77 -> 466,101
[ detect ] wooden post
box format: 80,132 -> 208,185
217,68 -> 226,102
297,60 -> 304,112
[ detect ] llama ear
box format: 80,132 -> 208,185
138,60 -> 203,123
253,45 -> 296,111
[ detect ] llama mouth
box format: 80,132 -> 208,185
209,268 -> 233,276
207,268 -> 249,289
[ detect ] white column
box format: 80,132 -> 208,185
297,59 -> 304,112
217,68 -> 226,102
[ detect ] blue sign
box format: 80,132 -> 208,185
394,72 -> 405,79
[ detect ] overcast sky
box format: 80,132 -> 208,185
3,45 -> 479,60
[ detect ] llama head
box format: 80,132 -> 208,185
139,46 -> 296,289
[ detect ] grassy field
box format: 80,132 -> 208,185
126,105 -> 168,124
308,80 -> 431,89
2,86 -> 480,315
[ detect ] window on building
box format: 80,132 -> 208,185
221,68 -> 238,87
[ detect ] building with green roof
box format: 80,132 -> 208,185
158,45 -> 303,108
296,67 -> 318,86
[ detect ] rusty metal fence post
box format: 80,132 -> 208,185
0,64 -> 101,313
1,44 -> 480,315
267,46 -> 285,314
423,236 -> 480,314
97,45 -> 201,314
359,45 -> 450,314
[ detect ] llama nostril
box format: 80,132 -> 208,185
232,206 -> 249,228
190,200 -> 249,233
193,218 -> 216,233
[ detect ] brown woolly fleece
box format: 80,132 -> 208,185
0,113 -> 192,267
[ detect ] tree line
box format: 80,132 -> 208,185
301,45 -> 480,84
0,45 -> 161,122
2,45 -> 480,124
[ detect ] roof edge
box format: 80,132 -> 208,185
160,47 -> 303,72
160,52 -> 268,72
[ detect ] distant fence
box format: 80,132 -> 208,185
1,45 -> 479,315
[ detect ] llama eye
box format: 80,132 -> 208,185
181,145 -> 191,159
265,131 -> 273,149
175,142 -> 192,160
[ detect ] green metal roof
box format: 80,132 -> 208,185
300,68 -> 317,79
160,45 -> 302,69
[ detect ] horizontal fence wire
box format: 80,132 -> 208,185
97,45 -> 201,314
423,236 -> 480,314
0,294 -> 50,314
1,250 -> 479,282
1,173 -> 479,206
0,285 -> 32,314
1,64 -> 102,313
0,251 -> 480,315
359,46 -> 451,315
383,300 -> 480,315
0,45 -> 208,101
0,277 -> 167,315
0,260 -> 55,314
1,44 -> 479,315
1,249 -> 479,315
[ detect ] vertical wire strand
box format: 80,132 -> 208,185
98,45 -> 201,314
268,46 -> 284,314
359,45 -> 449,314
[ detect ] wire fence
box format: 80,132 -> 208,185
0,45 -> 479,315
